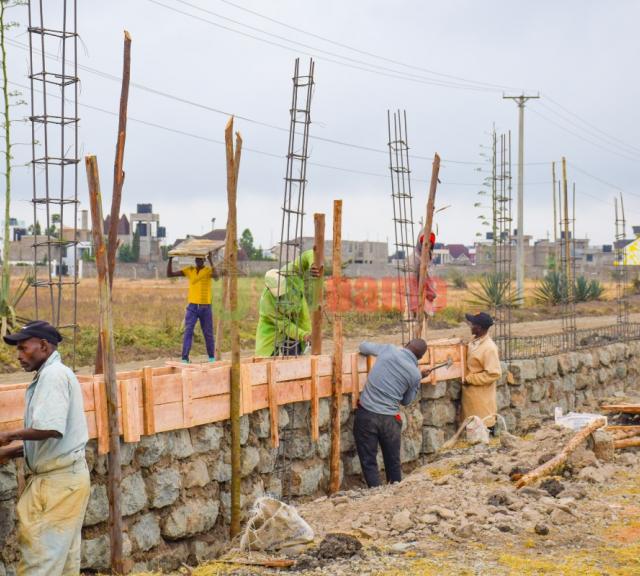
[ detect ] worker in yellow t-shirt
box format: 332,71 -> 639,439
167,253 -> 219,363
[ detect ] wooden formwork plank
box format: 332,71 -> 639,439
94,377 -> 110,455
240,364 -> 253,415
120,378 -> 141,443
310,357 -> 320,441
142,366 -> 155,435
153,372 -> 189,405
267,362 -> 279,448
601,405 -> 640,414
350,353 -> 360,409
191,395 -> 231,426
0,388 -> 26,423
181,370 -> 193,428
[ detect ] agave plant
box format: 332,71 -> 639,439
533,271 -> 567,305
0,273 -> 32,336
574,276 -> 604,303
466,272 -> 518,308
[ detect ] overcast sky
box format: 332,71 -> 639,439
4,0 -> 639,251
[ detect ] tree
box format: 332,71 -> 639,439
240,228 -> 257,260
28,220 -> 41,235
131,229 -> 140,261
117,243 -> 136,263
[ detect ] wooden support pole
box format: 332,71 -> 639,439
329,199 -> 343,494
86,155 -> 125,575
142,366 -> 155,435
350,353 -> 359,409
96,31 -> 131,376
311,213 -> 325,355
417,153 -> 440,340
614,437 -> 640,450
225,117 -> 243,538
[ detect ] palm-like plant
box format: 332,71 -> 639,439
466,272 -> 518,308
533,271 -> 567,305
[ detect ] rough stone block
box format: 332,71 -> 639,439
220,478 -> 265,522
148,468 -> 182,508
318,399 -> 330,428
257,446 -> 277,474
315,433 -> 331,459
340,428 -> 355,453
558,353 -> 578,376
130,513 -> 162,552
287,433 -> 315,460
190,424 -> 224,454
290,459 -> 324,496
0,500 -> 15,550
210,446 -> 231,482
83,483 -> 109,527
401,434 -> 421,463
136,433 -> 168,467
529,380 -> 547,403
81,533 -> 131,571
510,386 -> 527,409
343,453 -> 362,476
120,441 -> 137,466
599,348 -> 612,366
278,406 -> 290,429
241,446 -> 260,477
519,359 -> 538,381
562,375 -> 576,393
122,472 -> 148,516
616,364 -> 628,379
506,364 -> 521,386
422,381 -> 447,399
146,542 -> 190,573
575,372 -> 591,390
0,462 -> 17,501
184,459 -> 210,489
543,356 -> 558,377
250,409 -> 270,438
168,430 -> 194,459
341,396 -> 351,425
290,402 -> 310,429
422,426 -> 445,454
265,476 -> 282,499
536,358 -> 545,378
162,499 -> 219,540
422,399 -> 456,426
447,379 -> 462,400
240,415 -> 250,445
496,385 -> 511,410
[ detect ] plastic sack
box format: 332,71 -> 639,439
554,407 -> 607,431
240,497 -> 315,552
465,415 -> 490,445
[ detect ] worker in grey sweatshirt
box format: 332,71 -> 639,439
354,338 -> 429,487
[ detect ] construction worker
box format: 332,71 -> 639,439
255,249 -> 320,357
354,338 -> 430,487
167,252 -> 219,363
462,312 -> 502,433
0,321 -> 89,576
410,229 -> 438,312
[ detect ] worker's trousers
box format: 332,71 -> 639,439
182,303 -> 215,360
353,406 -> 402,488
16,458 -> 90,576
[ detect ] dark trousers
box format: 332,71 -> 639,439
182,303 -> 215,360
353,406 -> 402,488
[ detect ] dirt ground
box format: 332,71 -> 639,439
171,417 -> 640,576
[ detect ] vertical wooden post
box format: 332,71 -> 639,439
86,155 -> 124,575
551,161 -> 558,269
417,153 -> 440,340
96,31 -> 132,376
267,361 -> 279,448
225,117 -> 243,537
350,352 -> 360,409
310,356 -> 320,441
311,213 -> 325,355
142,366 -> 155,435
329,199 -> 343,494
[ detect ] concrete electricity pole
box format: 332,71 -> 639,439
503,93 -> 539,303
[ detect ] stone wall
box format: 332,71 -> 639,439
1,341 -> 639,573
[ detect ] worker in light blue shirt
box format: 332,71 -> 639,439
0,321 -> 89,576
355,339 -> 429,487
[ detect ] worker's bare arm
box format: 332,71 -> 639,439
0,427 -> 61,447
166,256 -> 183,278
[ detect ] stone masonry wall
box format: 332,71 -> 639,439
1,341 -> 639,573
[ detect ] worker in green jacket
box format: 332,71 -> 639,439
255,249 -> 320,357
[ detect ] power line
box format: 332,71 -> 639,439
539,101 -> 640,159
544,95 -> 640,156
146,0 -> 501,93
530,108 -> 640,163
195,0 -> 520,92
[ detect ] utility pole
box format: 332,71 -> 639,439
503,93 -> 539,302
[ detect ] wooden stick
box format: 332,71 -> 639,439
515,418 -> 606,489
311,213 -> 325,355
614,437 -> 640,449
267,361 -> 279,448
96,31 -> 131,376
601,404 -> 640,414
310,356 -> 319,441
611,429 -> 640,441
86,155 -> 124,574
329,199 -> 343,494
416,153 -> 440,340
350,353 -> 359,409
225,117 -> 243,538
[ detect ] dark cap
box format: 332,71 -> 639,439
3,321 -> 63,346
465,312 -> 494,329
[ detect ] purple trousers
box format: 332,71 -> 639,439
182,303 -> 215,360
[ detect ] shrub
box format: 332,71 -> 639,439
449,270 -> 467,289
466,273 -> 517,308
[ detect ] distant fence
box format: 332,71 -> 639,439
500,322 -> 640,360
